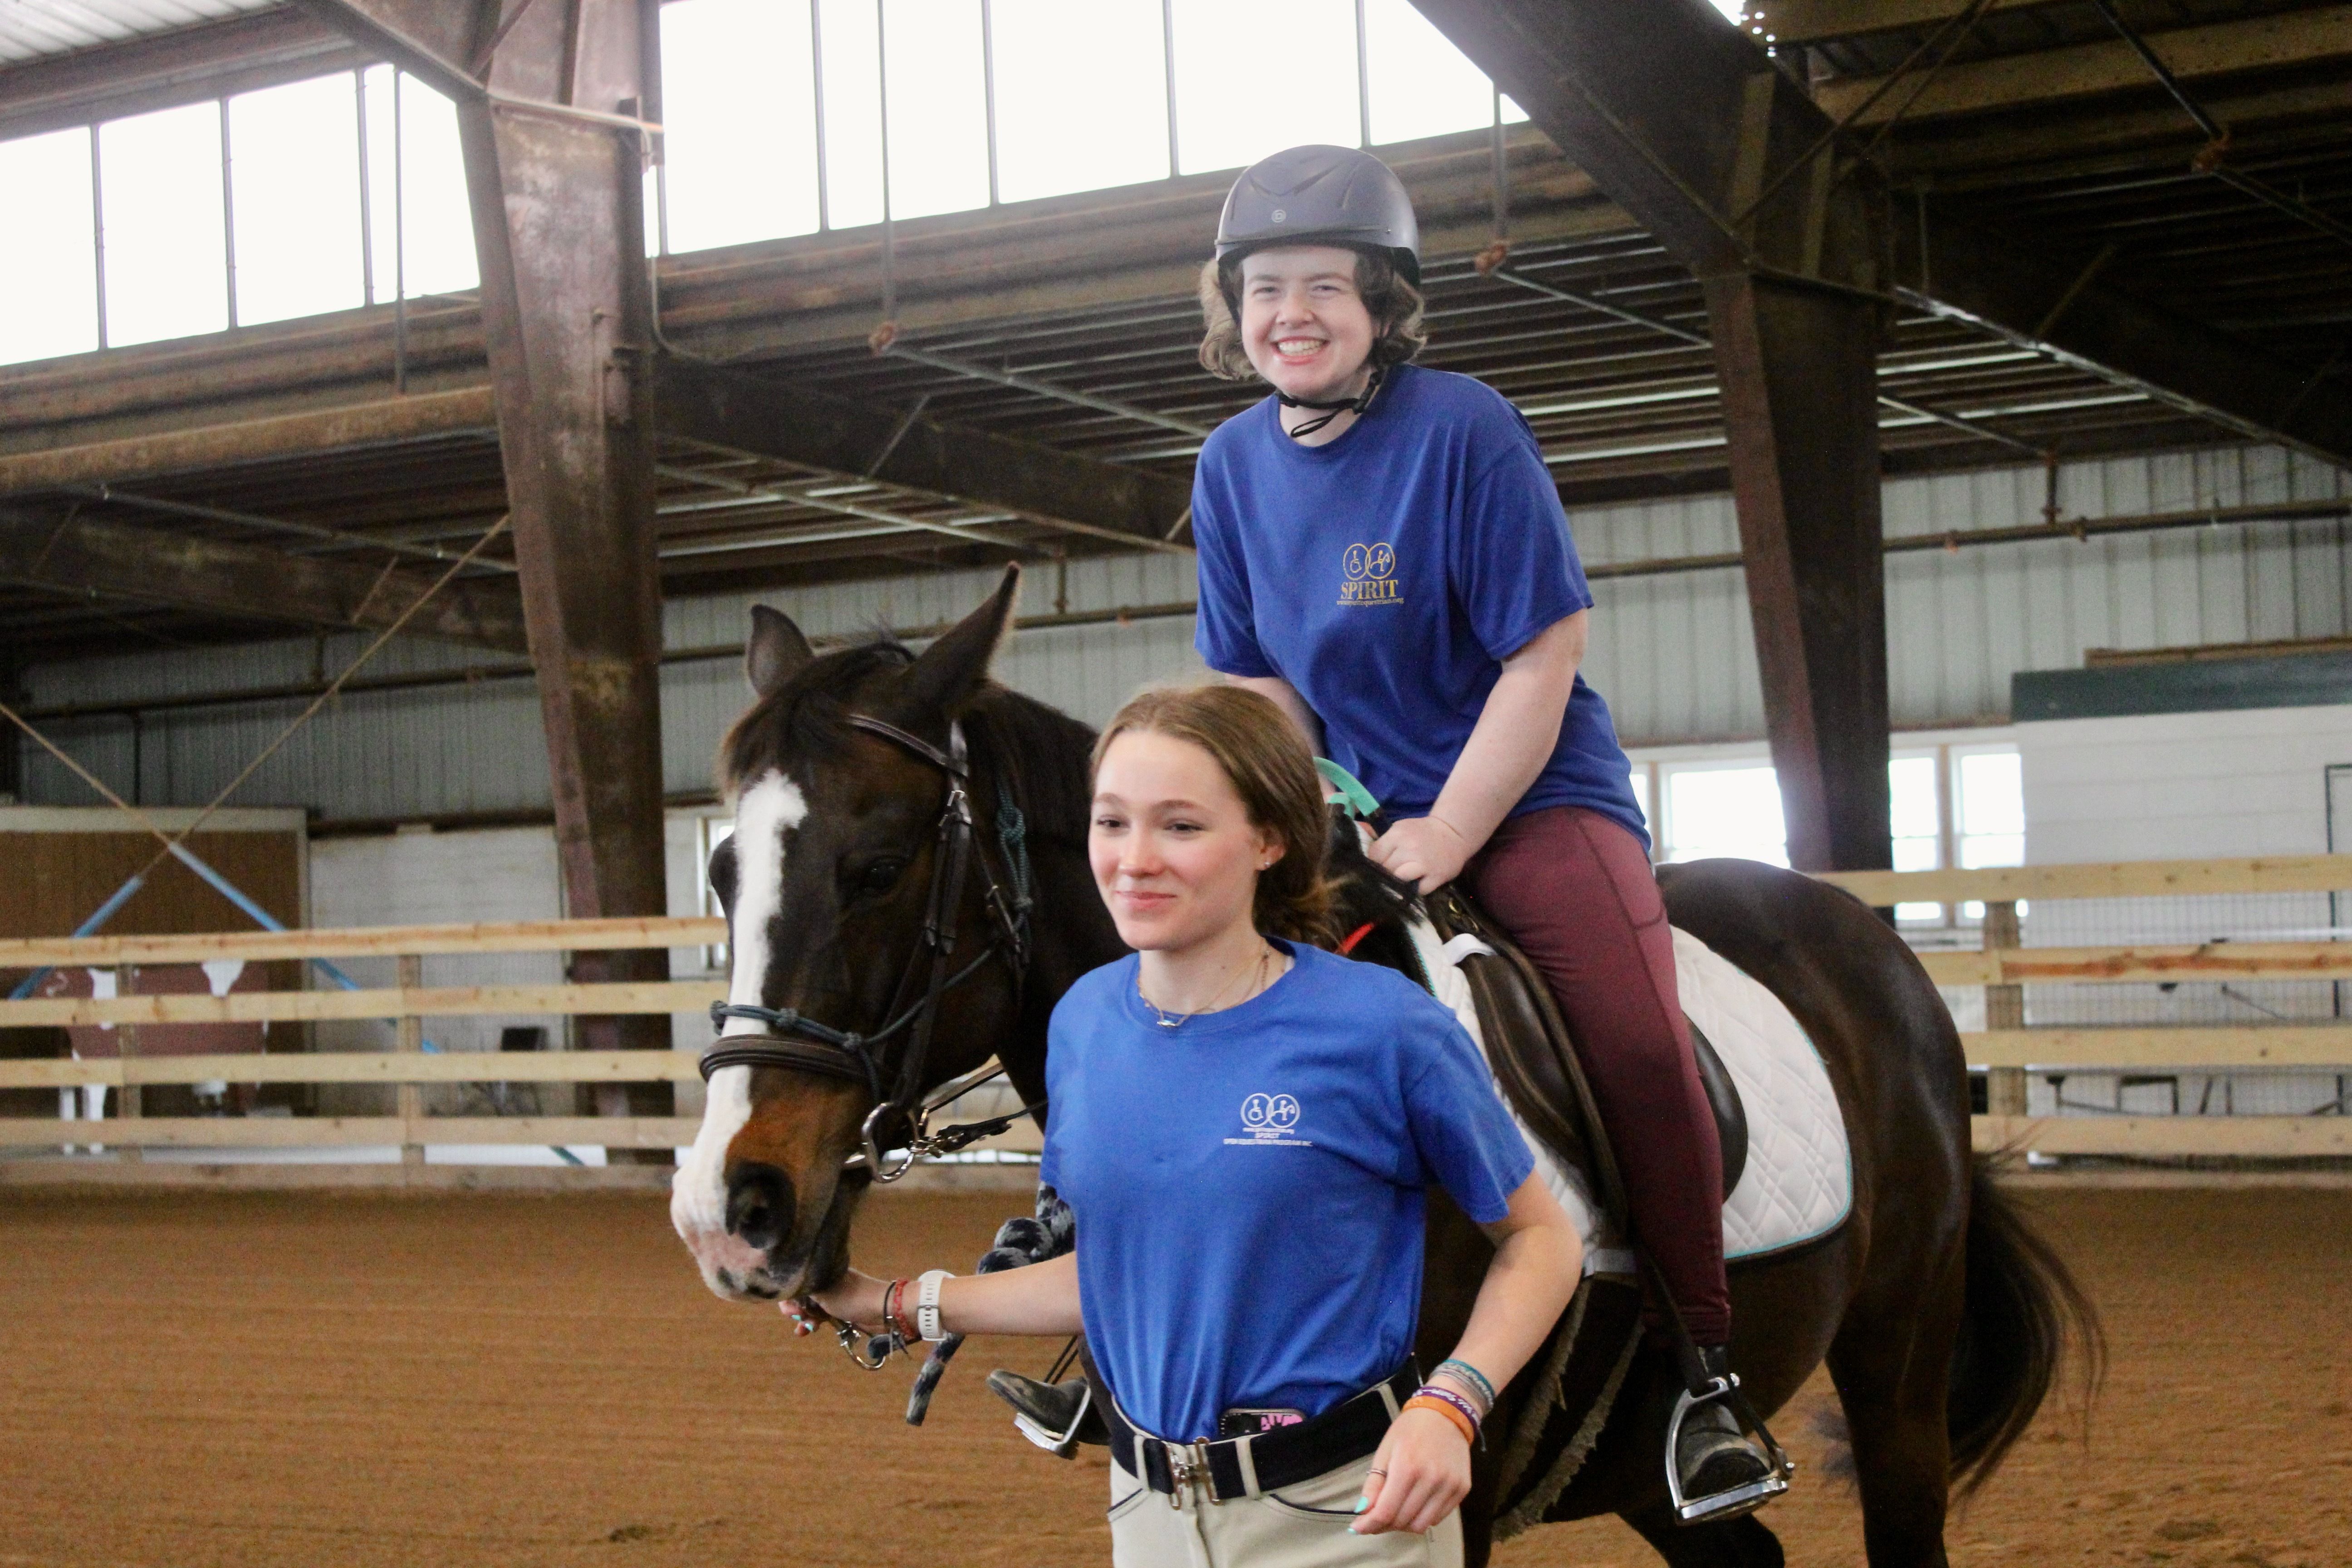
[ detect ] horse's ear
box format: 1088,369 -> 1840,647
902,564 -> 1021,716
745,604 -> 814,697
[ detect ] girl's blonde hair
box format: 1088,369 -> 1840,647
1091,685 -> 1338,946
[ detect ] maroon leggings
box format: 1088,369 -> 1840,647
1464,806 -> 1731,1344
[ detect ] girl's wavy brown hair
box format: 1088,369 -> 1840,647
1091,684 -> 1339,947
1196,247 -> 1427,382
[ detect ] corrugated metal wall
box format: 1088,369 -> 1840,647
15,445 -> 2349,822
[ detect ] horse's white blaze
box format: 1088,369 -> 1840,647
672,770 -> 807,1293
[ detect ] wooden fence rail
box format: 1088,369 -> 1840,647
1813,852 -> 2352,904
4,851 -> 2349,1171
0,980 -> 725,1029
0,916 -> 724,968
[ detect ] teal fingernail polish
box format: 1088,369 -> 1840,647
1352,1498 -> 1368,1513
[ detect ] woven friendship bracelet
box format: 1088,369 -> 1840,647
1432,1358 -> 1497,1414
1404,1388 -> 1480,1446
884,1278 -> 912,1343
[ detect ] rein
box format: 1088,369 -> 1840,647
702,713 -> 1039,1183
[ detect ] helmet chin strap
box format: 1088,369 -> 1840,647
1277,364 -> 1387,440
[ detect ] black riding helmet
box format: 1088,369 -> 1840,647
1214,146 -> 1422,438
1214,144 -> 1421,288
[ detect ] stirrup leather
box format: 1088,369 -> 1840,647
1665,1371 -> 1794,1524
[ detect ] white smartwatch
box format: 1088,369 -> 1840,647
916,1269 -> 955,1342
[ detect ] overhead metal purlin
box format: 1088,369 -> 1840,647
1489,258 -> 2043,456
64,483 -> 520,573
880,341 -> 1215,444
651,462 -> 1039,557
2084,0 -> 2352,254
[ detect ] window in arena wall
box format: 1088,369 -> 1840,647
229,75 -> 365,327
1639,740 -> 2022,926
4,0 -> 1634,357
1659,761 -> 1788,868
0,127 -> 101,364
98,102 -> 229,347
990,0 -> 1173,201
659,0 -> 823,251
1955,745 -> 2027,922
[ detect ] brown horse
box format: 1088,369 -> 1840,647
670,567 -> 2097,1568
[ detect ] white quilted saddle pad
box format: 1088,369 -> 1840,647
1402,919 -> 1853,1274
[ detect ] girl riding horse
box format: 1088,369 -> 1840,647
809,683 -> 1583,1564
1187,143 -> 1772,1503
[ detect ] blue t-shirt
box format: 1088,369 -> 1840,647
1192,363 -> 1648,846
1039,942 -> 1534,1442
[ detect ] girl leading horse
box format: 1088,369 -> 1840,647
671,570 -> 2096,1568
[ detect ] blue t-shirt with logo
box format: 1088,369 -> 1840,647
1191,362 -> 1648,847
1039,941 -> 1534,1442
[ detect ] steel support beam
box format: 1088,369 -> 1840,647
1413,0 -> 1892,869
1706,275 -> 1891,871
655,356 -> 1196,549
313,0 -> 675,1116
0,389 -> 498,496
0,510 -> 528,651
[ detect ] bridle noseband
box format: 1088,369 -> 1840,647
701,713 -> 1036,1182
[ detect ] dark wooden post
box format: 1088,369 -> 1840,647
1706,274 -> 1891,872
308,0 -> 676,1150
458,0 -> 675,1141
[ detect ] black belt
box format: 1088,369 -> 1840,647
1104,1360 -> 1419,1504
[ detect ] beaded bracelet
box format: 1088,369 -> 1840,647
1432,1358 -> 1497,1415
1402,1392 -> 1478,1446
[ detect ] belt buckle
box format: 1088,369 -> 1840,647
1163,1441 -> 1219,1508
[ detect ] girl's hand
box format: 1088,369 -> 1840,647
1352,1408 -> 1472,1536
1369,815 -> 1472,893
804,1269 -> 892,1334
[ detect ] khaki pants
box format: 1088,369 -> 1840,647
1107,1449 -> 1465,1568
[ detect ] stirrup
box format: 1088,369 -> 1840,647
1665,1371 -> 1794,1524
987,1369 -> 1098,1459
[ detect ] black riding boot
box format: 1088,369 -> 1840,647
1674,1345 -> 1775,1509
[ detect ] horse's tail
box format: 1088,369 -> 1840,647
1945,1155 -> 2104,1495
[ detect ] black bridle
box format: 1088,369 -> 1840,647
700,713 -> 1036,1181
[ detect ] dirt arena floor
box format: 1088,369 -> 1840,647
0,1182 -> 2346,1568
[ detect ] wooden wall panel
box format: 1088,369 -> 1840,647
0,830 -> 299,940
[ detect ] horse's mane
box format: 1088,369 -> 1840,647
715,636 -> 1095,850
962,684 -> 1098,850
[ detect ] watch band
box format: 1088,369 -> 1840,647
916,1269 -> 954,1342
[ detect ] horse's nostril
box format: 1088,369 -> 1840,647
725,1162 -> 794,1252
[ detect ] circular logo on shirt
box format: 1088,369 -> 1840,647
1342,543 -> 1396,582
1240,1092 -> 1301,1132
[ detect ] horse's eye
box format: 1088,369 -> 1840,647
854,858 -> 908,896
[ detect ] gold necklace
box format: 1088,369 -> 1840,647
1140,944 -> 1274,1029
